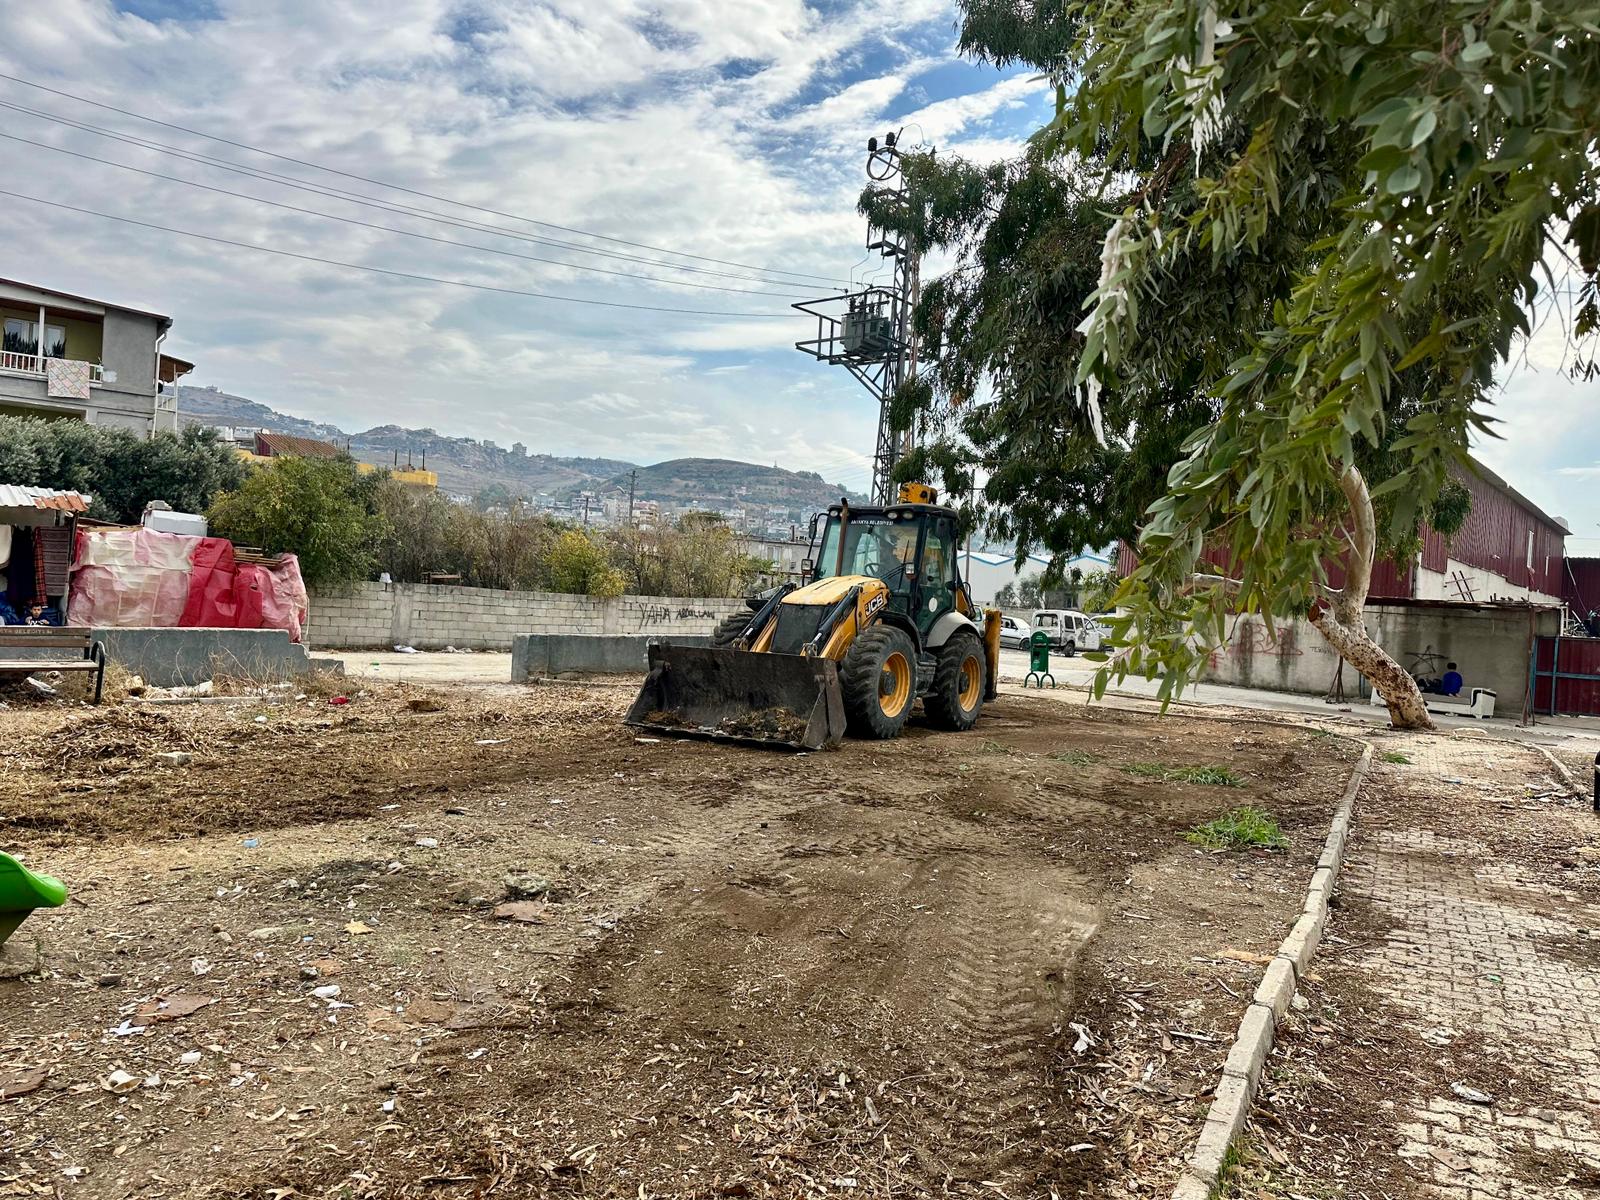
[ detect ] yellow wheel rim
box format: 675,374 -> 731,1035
879,651 -> 913,718
958,655 -> 982,709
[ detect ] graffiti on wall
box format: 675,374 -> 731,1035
634,604 -> 723,627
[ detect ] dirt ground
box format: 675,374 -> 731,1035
0,681 -> 1359,1199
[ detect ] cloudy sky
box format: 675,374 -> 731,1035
3,1 -> 1596,545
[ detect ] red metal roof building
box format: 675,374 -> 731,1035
252,431 -> 344,459
1117,459 -> 1567,605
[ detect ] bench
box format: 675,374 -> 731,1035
1370,685 -> 1496,719
0,627 -> 106,704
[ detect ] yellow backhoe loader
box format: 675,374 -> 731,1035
625,483 -> 1002,749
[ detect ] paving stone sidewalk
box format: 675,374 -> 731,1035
1227,731 -> 1600,1199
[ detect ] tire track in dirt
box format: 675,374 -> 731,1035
898,854 -> 1101,1183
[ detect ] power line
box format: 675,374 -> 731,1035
0,71 -> 850,288
0,131 -> 809,300
0,98 -> 819,291
0,188 -> 792,319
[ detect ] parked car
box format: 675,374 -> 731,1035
1030,609 -> 1104,655
997,614 -> 1032,649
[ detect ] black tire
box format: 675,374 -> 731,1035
1063,639 -> 1077,657
840,624 -> 918,739
711,612 -> 752,647
924,629 -> 986,731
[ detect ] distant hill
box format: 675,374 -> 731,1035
173,385 -> 865,509
583,458 -> 850,510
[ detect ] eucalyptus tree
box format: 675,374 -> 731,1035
876,1 -> 1594,728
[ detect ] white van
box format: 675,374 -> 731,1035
1031,609 -> 1103,655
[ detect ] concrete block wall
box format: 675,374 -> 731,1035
1202,604 -> 1559,712
307,582 -> 744,651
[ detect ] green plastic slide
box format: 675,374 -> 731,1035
0,851 -> 67,946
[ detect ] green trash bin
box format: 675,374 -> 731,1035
1025,630 -> 1055,689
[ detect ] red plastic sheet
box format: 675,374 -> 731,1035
68,529 -> 309,643
180,537 -> 239,628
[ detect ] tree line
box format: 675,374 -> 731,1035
0,418 -> 769,598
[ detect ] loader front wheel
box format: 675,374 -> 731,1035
841,625 -> 916,739
924,630 -> 985,731
710,612 -> 753,647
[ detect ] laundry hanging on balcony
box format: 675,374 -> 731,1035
44,358 -> 92,400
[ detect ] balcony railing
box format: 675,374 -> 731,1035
0,351 -> 104,383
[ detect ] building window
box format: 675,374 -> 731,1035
2,319 -> 66,358
1526,529 -> 1535,571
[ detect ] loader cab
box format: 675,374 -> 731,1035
807,489 -> 968,643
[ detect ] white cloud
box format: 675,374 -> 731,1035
0,0 -> 1047,492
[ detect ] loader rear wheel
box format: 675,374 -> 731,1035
924,630 -> 985,731
841,625 -> 917,739
710,612 -> 752,647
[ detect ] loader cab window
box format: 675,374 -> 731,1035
813,511 -> 920,593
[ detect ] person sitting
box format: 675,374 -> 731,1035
1439,662 -> 1464,697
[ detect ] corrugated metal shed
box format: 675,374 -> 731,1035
0,485 -> 92,512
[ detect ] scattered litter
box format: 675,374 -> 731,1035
241,838 -> 259,849
329,696 -> 350,706
178,1051 -> 202,1066
465,1047 -> 487,1060
25,678 -> 57,697
1450,1081 -> 1494,1105
253,715 -> 268,724
190,957 -> 211,977
1069,1022 -> 1096,1054
155,751 -> 193,767
344,921 -> 373,936
107,1020 -> 147,1038
101,1069 -> 143,1094
1442,776 -> 1465,785
1423,1026 -> 1459,1047
311,984 -> 342,1001
393,645 -> 418,654
634,736 -> 661,744
474,738 -> 508,746
415,837 -> 439,849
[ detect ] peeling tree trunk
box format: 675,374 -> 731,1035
1308,465 -> 1434,731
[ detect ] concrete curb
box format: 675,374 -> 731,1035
1169,743 -> 1373,1200
1528,741 -> 1585,799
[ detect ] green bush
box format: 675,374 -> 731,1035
208,456 -> 382,586
546,530 -> 625,598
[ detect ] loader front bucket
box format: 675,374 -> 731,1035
624,642 -> 846,751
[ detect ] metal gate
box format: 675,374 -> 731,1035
1531,636 -> 1600,716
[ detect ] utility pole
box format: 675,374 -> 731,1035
794,129 -> 924,504
627,469 -> 637,526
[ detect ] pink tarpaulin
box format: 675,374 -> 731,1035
68,528 -> 308,642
